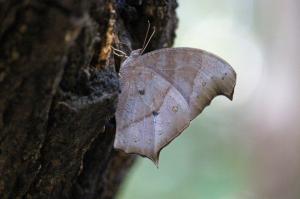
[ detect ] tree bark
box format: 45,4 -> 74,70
0,0 -> 178,198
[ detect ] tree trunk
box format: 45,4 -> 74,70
0,1 -> 178,198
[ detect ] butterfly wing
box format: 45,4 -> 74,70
115,66 -> 190,163
137,47 -> 236,119
115,47 -> 236,163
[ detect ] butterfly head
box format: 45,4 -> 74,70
121,49 -> 142,68
130,49 -> 142,57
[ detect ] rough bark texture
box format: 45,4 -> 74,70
0,0 -> 178,198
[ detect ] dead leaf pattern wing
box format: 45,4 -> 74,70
138,47 -> 236,119
115,66 -> 190,163
115,47 -> 236,163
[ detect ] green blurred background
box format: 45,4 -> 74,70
117,0 -> 300,199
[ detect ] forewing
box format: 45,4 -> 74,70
115,66 -> 190,163
137,47 -> 236,119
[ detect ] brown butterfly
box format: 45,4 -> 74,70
113,33 -> 236,165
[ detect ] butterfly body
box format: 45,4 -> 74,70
114,47 -> 236,164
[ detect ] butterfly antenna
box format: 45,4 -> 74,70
141,20 -> 151,51
140,26 -> 156,55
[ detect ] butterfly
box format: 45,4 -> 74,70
113,29 -> 236,165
